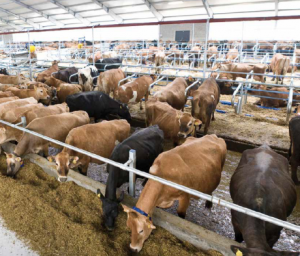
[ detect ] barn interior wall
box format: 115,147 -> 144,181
1,34 -> 13,44
159,23 -> 207,42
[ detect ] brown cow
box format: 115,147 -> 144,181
270,53 -> 290,84
1,103 -> 44,123
0,74 -> 29,85
154,51 -> 165,73
250,85 -> 289,108
36,60 -> 59,82
146,99 -> 202,145
207,46 -> 218,59
192,78 -> 220,134
5,111 -> 90,177
153,77 -> 188,110
0,91 -> 15,98
0,96 -> 19,104
97,68 -> 125,97
115,76 -> 154,110
226,49 -> 239,61
88,51 -> 102,63
123,134 -> 227,252
25,103 -> 69,124
48,120 -> 130,181
0,98 -> 37,118
45,76 -> 82,103
6,87 -> 50,102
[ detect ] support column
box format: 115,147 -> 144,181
203,19 -> 210,79
92,26 -> 95,66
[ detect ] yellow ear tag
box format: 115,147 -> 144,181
236,249 -> 243,256
73,159 -> 77,164
49,158 -> 53,162
97,193 -> 101,198
148,225 -> 151,229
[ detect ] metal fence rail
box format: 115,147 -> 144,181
0,118 -> 299,234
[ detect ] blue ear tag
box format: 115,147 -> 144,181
20,160 -> 24,168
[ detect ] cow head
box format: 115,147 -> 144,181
5,153 -> 23,177
116,102 -> 131,121
122,205 -> 156,253
177,112 -> 202,139
98,189 -> 124,231
36,87 -> 50,100
47,152 -> 79,182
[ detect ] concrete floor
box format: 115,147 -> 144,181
0,217 -> 38,256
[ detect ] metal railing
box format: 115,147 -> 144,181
0,118 -> 299,234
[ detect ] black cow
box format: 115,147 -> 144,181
289,115 -> 300,185
95,58 -> 122,72
66,91 -> 131,122
52,67 -> 78,83
230,144 -> 298,256
98,125 -> 164,230
0,68 -> 9,75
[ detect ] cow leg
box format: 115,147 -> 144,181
233,222 -> 244,243
291,157 -> 300,185
212,112 -> 215,121
177,195 -> 190,219
140,100 -> 143,110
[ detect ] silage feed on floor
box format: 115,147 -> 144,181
0,156 -> 222,256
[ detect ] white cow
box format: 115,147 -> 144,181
78,66 -> 98,91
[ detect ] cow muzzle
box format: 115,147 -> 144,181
130,244 -> 142,253
58,176 -> 68,183
177,132 -> 187,139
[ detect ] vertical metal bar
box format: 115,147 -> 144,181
239,21 -> 244,63
21,116 -> 27,127
157,25 -> 160,48
27,30 -> 32,80
129,149 -> 137,197
58,40 -> 61,61
286,86 -> 294,123
203,19 -> 210,79
192,23 -> 195,47
92,25 -> 95,66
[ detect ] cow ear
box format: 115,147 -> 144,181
146,219 -> 156,229
47,156 -> 55,163
122,204 -> 132,213
70,156 -> 79,164
15,157 -> 22,162
194,119 -> 202,126
0,127 -> 6,133
176,111 -> 182,120
56,87 -> 61,92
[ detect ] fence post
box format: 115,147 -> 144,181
129,149 -> 137,197
21,116 -> 27,127
286,86 -> 294,123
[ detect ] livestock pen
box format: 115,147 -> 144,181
1,1 -> 300,255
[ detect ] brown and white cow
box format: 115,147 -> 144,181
192,78 -> 220,134
36,60 -> 59,83
6,87 -> 50,102
5,111 -> 90,177
146,98 -> 202,145
153,77 -> 188,110
270,53 -> 290,84
123,134 -> 227,252
97,68 -> 125,97
115,75 -> 154,110
48,120 -> 130,182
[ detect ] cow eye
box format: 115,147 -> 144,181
139,230 -> 144,234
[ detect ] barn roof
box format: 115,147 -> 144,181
0,0 -> 299,32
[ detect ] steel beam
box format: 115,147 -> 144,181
9,0 -> 64,27
202,0 -> 213,18
275,0 -> 279,16
48,0 -> 91,25
142,0 -> 163,21
0,7 -> 40,29
90,0 -> 123,23
0,17 -> 23,31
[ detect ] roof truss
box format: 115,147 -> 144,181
90,0 -> 123,23
0,17 -> 23,31
9,0 -> 65,27
143,0 -> 164,21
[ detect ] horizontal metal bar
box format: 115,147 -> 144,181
0,119 -> 299,233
